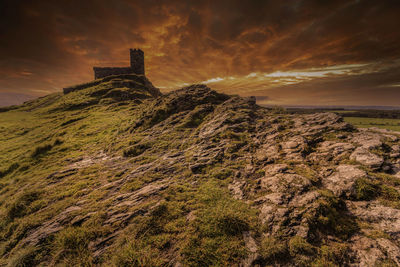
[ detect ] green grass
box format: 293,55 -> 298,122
6,246 -> 39,267
259,236 -> 288,264
52,226 -> 94,265
5,190 -> 43,221
344,117 -> 400,131
180,180 -> 258,266
353,178 -> 379,200
309,190 -> 359,240
0,76 -> 148,265
0,78 -> 263,265
1,77 -> 398,266
331,110 -> 357,114
349,173 -> 400,208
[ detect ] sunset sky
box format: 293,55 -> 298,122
1,0 -> 400,107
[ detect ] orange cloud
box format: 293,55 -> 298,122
1,0 -> 400,106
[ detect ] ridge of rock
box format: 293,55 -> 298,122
0,82 -> 400,266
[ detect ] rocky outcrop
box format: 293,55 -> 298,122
350,147 -> 384,169
323,165 -> 366,197
1,83 -> 400,266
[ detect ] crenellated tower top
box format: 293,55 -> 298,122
130,48 -> 145,75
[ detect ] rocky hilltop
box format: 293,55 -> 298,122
0,74 -> 400,266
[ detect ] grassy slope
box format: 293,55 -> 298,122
1,79 -> 399,266
0,80 -> 259,266
0,92 -> 136,265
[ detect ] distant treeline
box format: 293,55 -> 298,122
339,110 -> 400,119
286,108 -> 338,114
287,109 -> 400,119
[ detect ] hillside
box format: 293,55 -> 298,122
1,74 -> 400,266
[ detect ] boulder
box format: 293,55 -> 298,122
350,147 -> 384,169
323,165 -> 366,197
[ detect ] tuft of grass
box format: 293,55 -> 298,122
52,226 -> 94,266
108,200 -> 186,266
60,117 -> 85,127
180,106 -> 211,128
288,236 -> 315,256
31,144 -> 53,158
6,246 -> 38,267
54,227 -> 91,251
53,138 -> 63,146
351,173 -> 400,208
353,178 -> 379,200
215,213 -> 249,236
30,139 -> 63,158
380,185 -> 400,201
6,190 -> 42,221
259,236 -> 288,264
309,190 -> 359,240
123,143 -> 150,157
210,168 -> 233,180
219,130 -> 248,141
311,243 -> 350,267
121,179 -> 144,192
293,165 -> 319,183
180,181 -> 257,266
288,236 -> 316,265
111,239 -> 167,267
0,163 -> 19,178
135,203 -> 170,237
149,108 -> 170,127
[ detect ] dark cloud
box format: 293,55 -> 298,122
1,0 -> 400,106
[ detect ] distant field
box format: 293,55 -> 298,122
286,108 -> 400,131
343,117 -> 400,131
330,110 -> 357,114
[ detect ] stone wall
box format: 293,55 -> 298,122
93,67 -> 133,80
91,49 -> 145,79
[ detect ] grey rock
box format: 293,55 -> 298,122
323,165 -> 366,197
350,147 -> 384,169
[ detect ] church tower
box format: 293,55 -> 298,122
130,48 -> 145,75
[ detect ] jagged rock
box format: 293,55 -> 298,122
347,201 -> 400,239
228,180 -> 246,199
242,232 -> 260,267
2,79 -> 400,266
323,165 -> 366,197
391,145 -> 400,152
260,173 -> 311,196
281,136 -> 308,160
351,131 -> 383,149
350,147 -> 384,169
375,238 -> 400,266
309,141 -> 355,165
263,163 -> 288,176
21,206 -> 82,246
349,235 -> 386,266
349,235 -> 400,266
255,144 -> 280,162
293,112 -> 353,137
318,141 -> 355,157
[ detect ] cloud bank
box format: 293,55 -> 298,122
1,0 -> 400,106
